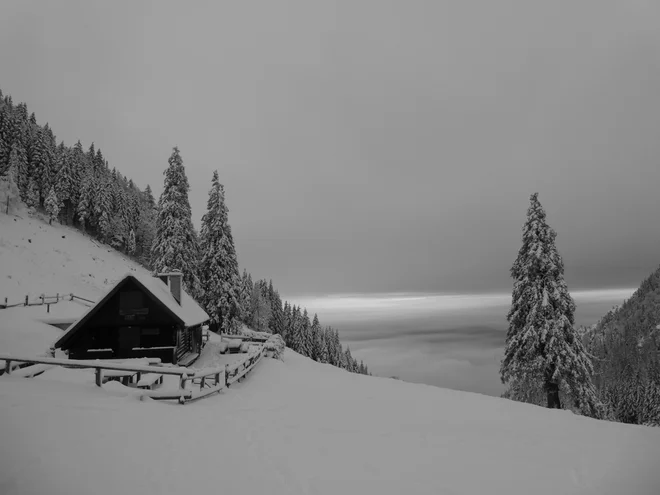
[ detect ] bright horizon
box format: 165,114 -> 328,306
287,286 -> 636,395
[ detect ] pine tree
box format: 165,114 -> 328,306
0,147 -> 21,214
300,309 -> 312,357
250,282 -> 272,331
270,290 -> 285,336
240,270 -> 254,325
310,314 -> 324,361
136,184 -> 157,263
127,229 -> 136,255
25,177 -> 40,209
322,327 -> 334,364
282,301 -> 292,344
77,174 -> 93,231
55,145 -> 76,224
95,178 -> 113,242
151,147 -> 201,298
0,106 -> 13,174
199,170 -> 243,333
344,346 -> 356,372
45,187 -> 60,224
288,306 -> 303,352
501,193 -> 602,416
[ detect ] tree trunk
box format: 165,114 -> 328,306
545,381 -> 561,409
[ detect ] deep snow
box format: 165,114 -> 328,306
1,212 -> 660,495
2,351 -> 660,495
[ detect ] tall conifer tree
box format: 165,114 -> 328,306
501,193 -> 601,416
151,147 -> 201,298
199,170 -> 242,333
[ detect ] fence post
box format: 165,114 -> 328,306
40,294 -> 44,305
47,303 -> 50,313
5,360 -> 13,375
95,368 -> 103,387
70,293 -> 74,301
225,364 -> 229,387
25,295 -> 28,306
56,293 -> 59,302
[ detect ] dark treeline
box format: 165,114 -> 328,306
0,89 -> 370,377
239,274 -> 369,374
581,270 -> 660,426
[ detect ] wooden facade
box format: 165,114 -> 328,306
55,274 -> 208,365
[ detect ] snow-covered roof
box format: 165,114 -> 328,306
54,272 -> 209,348
129,272 -> 208,327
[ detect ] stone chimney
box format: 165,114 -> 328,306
157,272 -> 183,305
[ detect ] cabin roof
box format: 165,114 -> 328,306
54,272 -> 209,349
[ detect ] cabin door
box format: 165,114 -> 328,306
117,326 -> 140,357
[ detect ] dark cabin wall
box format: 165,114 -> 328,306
64,279 -> 181,362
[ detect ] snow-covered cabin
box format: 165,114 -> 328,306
54,272 -> 209,366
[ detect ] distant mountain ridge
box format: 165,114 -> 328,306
583,265 -> 660,426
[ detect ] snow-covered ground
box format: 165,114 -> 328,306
1,349 -> 659,495
2,212 -> 660,495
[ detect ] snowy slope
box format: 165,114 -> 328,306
2,211 -> 660,494
1,350 -> 659,495
0,211 -> 150,302
0,211 -> 153,357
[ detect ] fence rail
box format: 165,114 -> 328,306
0,345 -> 267,404
1,293 -> 96,311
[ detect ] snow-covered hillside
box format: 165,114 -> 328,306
1,351 -> 659,495
1,212 -> 660,495
0,211 -> 153,359
0,211 -> 150,301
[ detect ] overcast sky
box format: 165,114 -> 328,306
2,0 -> 660,298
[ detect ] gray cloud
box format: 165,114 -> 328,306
1,0 -> 659,297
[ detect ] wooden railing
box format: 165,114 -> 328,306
1,293 -> 96,311
225,345 -> 267,385
0,345 -> 267,404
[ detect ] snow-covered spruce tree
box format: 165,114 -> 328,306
151,147 -> 201,298
310,314 -> 324,361
45,187 -> 60,225
25,177 -> 40,209
288,305 -> 303,353
199,170 -> 243,334
269,289 -> 285,336
1,145 -> 22,214
127,229 -> 136,256
500,193 -> 602,416
300,309 -> 312,357
239,270 -> 254,326
250,282 -> 272,332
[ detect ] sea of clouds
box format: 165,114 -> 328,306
289,288 -> 635,396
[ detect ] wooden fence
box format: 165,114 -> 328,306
1,293 -> 95,311
0,345 -> 267,404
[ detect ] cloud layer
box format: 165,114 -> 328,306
289,288 -> 635,395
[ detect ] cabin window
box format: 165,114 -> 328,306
141,328 -> 160,336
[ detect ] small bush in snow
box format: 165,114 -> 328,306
264,334 -> 285,360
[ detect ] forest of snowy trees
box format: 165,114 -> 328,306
0,89 -> 370,376
580,274 -> 660,426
